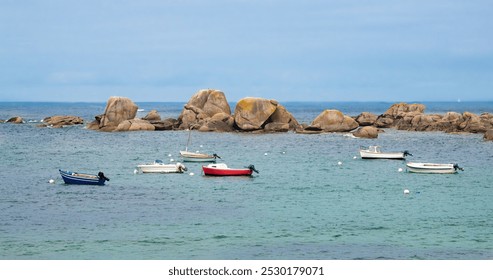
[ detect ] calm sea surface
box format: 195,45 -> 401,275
0,102 -> 492,259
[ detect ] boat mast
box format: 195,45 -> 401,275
185,128 -> 192,152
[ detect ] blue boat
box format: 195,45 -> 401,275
59,169 -> 110,185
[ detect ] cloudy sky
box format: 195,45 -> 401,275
1,0 -> 492,102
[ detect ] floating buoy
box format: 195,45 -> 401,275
49,179 -> 55,184
398,168 -> 403,172
404,189 -> 410,195
200,145 -> 203,148
189,172 -> 194,176
282,151 -> 286,154
196,150 -> 200,153
170,158 -> 175,162
264,153 -> 268,156
168,154 -> 172,157
133,169 -> 138,174
338,161 -> 343,165
353,156 -> 357,159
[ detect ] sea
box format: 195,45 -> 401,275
0,101 -> 492,260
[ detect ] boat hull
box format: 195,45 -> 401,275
406,163 -> 458,174
202,166 -> 253,176
360,150 -> 405,160
180,151 -> 217,162
59,170 -> 106,185
137,163 -> 186,173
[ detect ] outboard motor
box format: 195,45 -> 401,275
248,165 -> 259,173
213,153 -> 221,159
453,164 -> 464,171
178,163 -> 188,173
403,150 -> 413,157
98,172 -> 110,181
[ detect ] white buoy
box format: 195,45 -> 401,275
170,158 -> 175,162
189,172 -> 195,176
196,150 -> 200,153
200,145 -> 203,148
133,169 -> 138,174
398,168 -> 403,172
282,151 -> 286,154
353,156 -> 357,159
404,189 -> 410,194
49,179 -> 55,184
264,153 -> 268,156
338,161 -> 343,165
168,154 -> 172,157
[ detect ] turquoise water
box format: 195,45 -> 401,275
0,102 -> 492,259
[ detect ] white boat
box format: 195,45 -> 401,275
180,129 -> 220,162
359,146 -> 412,160
137,160 -> 188,173
179,150 -> 220,162
406,162 -> 463,174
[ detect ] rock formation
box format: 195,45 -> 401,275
484,129 -> 493,141
352,126 -> 379,138
233,97 -> 300,132
6,116 -> 24,124
86,96 -> 154,132
39,115 -> 84,128
304,109 -> 358,133
178,89 -> 233,132
355,112 -> 377,126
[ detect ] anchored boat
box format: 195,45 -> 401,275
406,162 -> 463,174
137,160 -> 188,173
59,169 -> 109,185
359,146 -> 412,160
202,163 -> 259,176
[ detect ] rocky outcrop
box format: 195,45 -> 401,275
305,109 -> 358,132
178,89 -> 233,132
352,126 -> 379,138
375,103 -> 425,128
40,115 -> 84,128
7,116 -> 24,124
355,112 -> 377,126
114,119 -> 155,131
234,98 -> 278,131
142,110 -> 161,122
150,118 -> 179,131
484,129 -> 493,141
87,96 -> 139,132
233,97 -> 300,132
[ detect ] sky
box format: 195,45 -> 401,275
0,0 -> 492,102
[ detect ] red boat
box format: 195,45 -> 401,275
202,163 -> 259,176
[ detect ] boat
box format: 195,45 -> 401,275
359,146 -> 412,160
59,169 -> 110,185
137,160 -> 187,173
202,163 -> 259,176
406,162 -> 464,174
180,150 -> 221,162
180,129 -> 220,162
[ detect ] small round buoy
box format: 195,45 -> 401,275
264,153 -> 268,156
398,168 -> 403,172
404,189 -> 410,195
200,145 -> 203,148
168,154 -> 172,157
170,158 -> 175,162
49,179 -> 55,184
196,150 -> 200,153
338,161 -> 343,165
282,151 -> 286,154
189,172 -> 194,176
353,156 -> 357,159
133,169 -> 138,174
